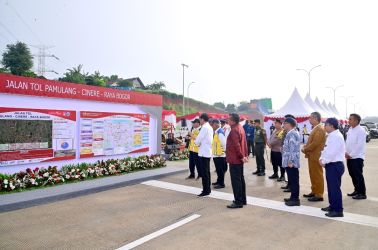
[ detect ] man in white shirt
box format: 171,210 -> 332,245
345,114 -> 367,200
195,113 -> 214,197
319,118 -> 346,217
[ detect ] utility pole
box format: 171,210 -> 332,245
181,63 -> 189,115
341,96 -> 353,119
325,84 -> 344,105
31,45 -> 59,76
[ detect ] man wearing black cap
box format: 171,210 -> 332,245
186,119 -> 201,179
195,113 -> 214,197
319,118 -> 345,217
268,119 -> 285,180
211,119 -> 227,189
253,119 -> 267,176
281,114 -> 295,191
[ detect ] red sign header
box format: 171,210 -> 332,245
0,73 -> 162,107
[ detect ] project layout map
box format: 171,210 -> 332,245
80,111 -> 149,158
0,107 -> 76,166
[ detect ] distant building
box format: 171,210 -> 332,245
249,98 -> 273,115
107,77 -> 146,90
126,77 -> 146,89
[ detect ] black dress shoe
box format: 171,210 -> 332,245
214,184 -> 225,189
212,182 -> 219,186
257,172 -> 266,176
197,192 -> 210,197
252,170 -> 260,175
186,175 -> 195,179
227,202 -> 243,209
281,185 -> 289,189
277,176 -> 286,182
233,200 -> 247,205
321,206 -> 332,212
303,193 -> 315,198
285,200 -> 300,206
284,198 -> 291,202
283,189 -> 291,193
325,211 -> 344,217
269,174 -> 278,179
308,197 -> 324,202
347,191 -> 358,197
352,194 -> 367,200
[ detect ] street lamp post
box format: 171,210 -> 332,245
341,96 -> 353,119
296,65 -> 321,97
353,102 -> 359,113
325,84 -> 344,105
187,82 -> 195,115
181,63 -> 189,115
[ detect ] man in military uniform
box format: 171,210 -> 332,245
252,119 -> 267,176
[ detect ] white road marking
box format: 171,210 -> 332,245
116,214 -> 201,250
142,180 -> 378,229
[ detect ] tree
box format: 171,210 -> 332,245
146,81 -> 166,91
214,102 -> 226,109
225,104 -> 236,113
85,70 -> 106,87
110,75 -> 118,81
1,42 -> 33,76
237,101 -> 250,112
59,65 -> 87,84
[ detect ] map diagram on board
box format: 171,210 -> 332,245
80,111 -> 149,158
0,107 -> 76,166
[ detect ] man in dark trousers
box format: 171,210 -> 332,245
320,118 -> 346,217
243,120 -> 255,158
253,119 -> 267,176
195,113 -> 214,197
186,119 -> 201,179
226,113 -> 249,209
211,119 -> 227,189
345,113 -> 367,200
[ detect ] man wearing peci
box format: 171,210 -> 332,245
319,118 -> 346,217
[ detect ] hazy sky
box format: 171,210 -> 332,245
0,0 -> 376,117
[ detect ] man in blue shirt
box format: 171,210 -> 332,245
243,120 -> 255,157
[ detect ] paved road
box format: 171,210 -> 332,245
1,140 -> 377,250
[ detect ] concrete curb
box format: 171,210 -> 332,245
0,166 -> 187,213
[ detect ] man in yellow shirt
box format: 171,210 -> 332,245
211,119 -> 227,189
186,119 -> 201,179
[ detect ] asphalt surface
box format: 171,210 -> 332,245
0,140 -> 377,250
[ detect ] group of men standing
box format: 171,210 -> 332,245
185,111 -> 367,214
267,112 -> 367,217
186,113 -> 248,208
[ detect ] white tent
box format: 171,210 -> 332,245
264,88 -> 312,139
322,100 -> 335,115
305,94 -> 323,113
314,97 -> 334,118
